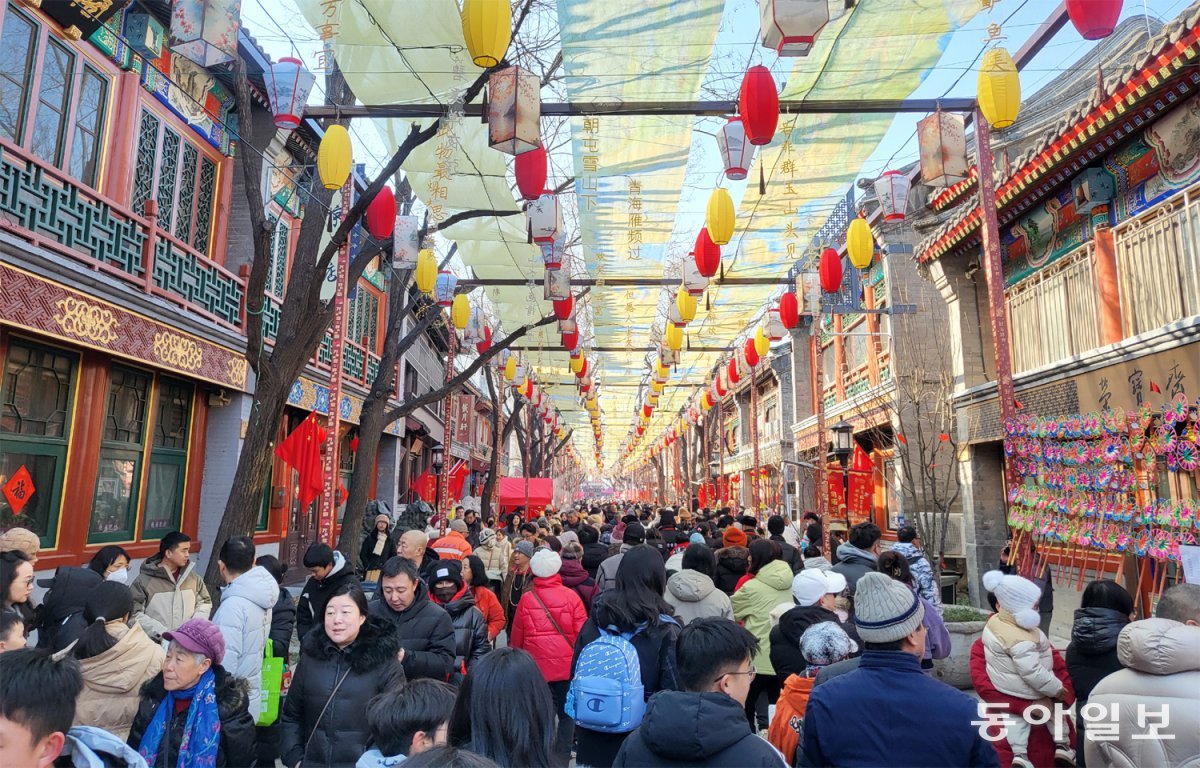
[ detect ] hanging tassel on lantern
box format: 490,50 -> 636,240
527,219 -> 533,244
705,291 -> 711,312
719,261 -> 725,282
481,87 -> 488,124
759,164 -> 766,196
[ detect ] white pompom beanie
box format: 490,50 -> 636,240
983,570 -> 1043,629
530,549 -> 562,579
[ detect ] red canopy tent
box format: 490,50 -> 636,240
497,477 -> 555,516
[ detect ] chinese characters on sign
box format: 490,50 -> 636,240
313,0 -> 342,72
2,466 -> 36,518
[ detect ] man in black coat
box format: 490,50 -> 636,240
766,515 -> 804,575
769,570 -> 857,678
369,556 -> 456,681
579,525 -> 609,579
613,618 -> 786,767
296,543 -> 359,641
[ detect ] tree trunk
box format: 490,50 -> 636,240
203,364 -> 290,592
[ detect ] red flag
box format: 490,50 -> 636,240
1149,381 -> 1162,394
1014,399 -> 1024,410
275,415 -> 327,508
896,433 -> 907,445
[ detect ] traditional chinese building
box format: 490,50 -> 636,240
914,12 -> 1200,616
0,0 -> 420,577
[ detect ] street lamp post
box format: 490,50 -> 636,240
830,420 -> 853,532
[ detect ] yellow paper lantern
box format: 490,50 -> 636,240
317,125 -> 352,190
461,0 -> 511,68
665,323 -> 683,351
451,294 -> 470,329
754,327 -> 770,357
657,361 -> 671,379
415,249 -> 437,295
503,356 -> 517,381
701,395 -> 713,412
651,379 -> 664,395
648,393 -> 659,407
706,188 -> 735,245
846,217 -> 874,270
676,291 -> 697,324
978,47 -> 1021,129
569,356 -> 584,374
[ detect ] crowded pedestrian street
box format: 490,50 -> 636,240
1,0 -> 1198,766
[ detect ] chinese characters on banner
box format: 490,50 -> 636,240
313,0 -> 342,72
826,444 -> 874,523
780,136 -> 800,260
453,393 -> 476,448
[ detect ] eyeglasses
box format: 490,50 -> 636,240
715,667 -> 756,684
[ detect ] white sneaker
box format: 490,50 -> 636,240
1011,755 -> 1034,768
1054,746 -> 1077,768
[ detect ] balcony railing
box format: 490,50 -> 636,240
0,140 -> 244,330
1114,184 -> 1200,337
1005,243 -> 1100,374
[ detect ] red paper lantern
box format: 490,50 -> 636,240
727,358 -> 741,384
636,425 -> 645,436
1066,0 -> 1122,40
475,325 -> 492,353
714,375 -> 727,398
562,330 -> 579,351
642,404 -> 653,419
514,144 -> 548,201
576,358 -> 589,378
365,184 -> 396,239
744,337 -> 760,368
739,65 -> 779,146
818,247 -> 843,293
553,295 -> 574,321
779,291 -> 800,329
694,228 -> 721,278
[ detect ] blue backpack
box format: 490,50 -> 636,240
566,615 -> 676,734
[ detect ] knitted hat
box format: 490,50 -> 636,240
853,572 -> 925,643
530,549 -> 562,578
374,513 -> 391,526
478,528 -> 496,547
722,527 -> 748,549
791,570 -> 847,607
689,532 -> 706,546
982,570 -> 1043,629
431,560 -> 464,590
623,522 -> 646,544
800,622 -> 858,666
449,519 -> 468,534
163,618 -> 225,664
0,527 -> 39,558
514,540 -> 535,559
562,542 -> 583,561
559,530 -> 581,550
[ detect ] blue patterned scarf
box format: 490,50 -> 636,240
137,667 -> 221,768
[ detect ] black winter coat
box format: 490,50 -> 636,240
358,531 -> 396,574
714,547 -> 749,596
582,543 -> 609,578
434,586 -> 491,683
269,584 -> 296,657
1065,606 -> 1127,700
280,617 -> 405,768
36,566 -> 102,652
296,559 -> 360,641
127,665 -> 256,768
368,584 -> 456,681
770,534 -> 804,575
613,690 -> 785,767
769,604 -> 859,678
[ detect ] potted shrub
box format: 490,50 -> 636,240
933,604 -> 991,689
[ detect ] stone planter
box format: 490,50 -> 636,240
933,620 -> 986,690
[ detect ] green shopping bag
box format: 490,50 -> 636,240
258,639 -> 284,726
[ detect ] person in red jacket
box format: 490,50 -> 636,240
971,636 -> 1077,768
509,549 -> 587,766
462,555 -> 505,642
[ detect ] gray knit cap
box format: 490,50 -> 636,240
514,540 -> 535,559
853,572 -> 925,643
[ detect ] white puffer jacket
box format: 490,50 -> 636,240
1084,618 -> 1200,768
212,566 -> 277,719
981,609 -> 1065,700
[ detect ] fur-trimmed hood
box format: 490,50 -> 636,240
300,615 -> 401,674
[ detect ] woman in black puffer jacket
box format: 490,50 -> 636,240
427,561 -> 491,683
1065,579 -> 1133,768
281,584 -> 405,768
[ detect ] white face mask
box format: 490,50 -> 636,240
106,569 -> 129,584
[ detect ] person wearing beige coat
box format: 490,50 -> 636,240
71,582 -> 166,741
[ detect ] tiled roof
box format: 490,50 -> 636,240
914,8 -> 1200,262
